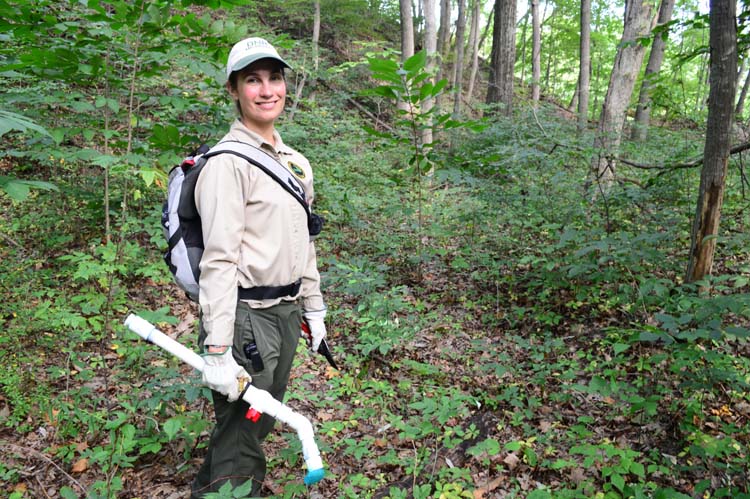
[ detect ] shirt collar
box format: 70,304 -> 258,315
230,119 -> 293,156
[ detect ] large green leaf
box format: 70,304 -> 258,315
0,175 -> 58,202
0,109 -> 51,138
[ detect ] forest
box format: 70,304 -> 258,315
1,0 -> 750,498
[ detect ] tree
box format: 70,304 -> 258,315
453,0 -> 467,115
531,0 -> 541,106
578,0 -> 591,131
400,0 -> 415,61
686,0 -> 738,283
631,0 -> 676,141
735,65 -> 750,116
289,0 -> 321,121
436,0 -> 452,111
486,0 -> 517,115
399,0 -> 416,113
422,0 -> 438,146
466,0 -> 482,102
591,0 -> 654,191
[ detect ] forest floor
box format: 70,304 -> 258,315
3,249 -> 750,499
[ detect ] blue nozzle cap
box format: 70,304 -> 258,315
304,468 -> 325,485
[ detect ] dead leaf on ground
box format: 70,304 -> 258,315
473,476 -> 504,498
503,452 -> 520,470
71,458 -> 88,473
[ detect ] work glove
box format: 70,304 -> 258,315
303,308 -> 327,353
201,347 -> 251,402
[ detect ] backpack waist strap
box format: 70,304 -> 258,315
238,279 -> 302,301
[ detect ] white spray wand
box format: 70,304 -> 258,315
123,314 -> 325,485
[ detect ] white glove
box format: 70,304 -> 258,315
303,308 -> 327,353
201,347 -> 251,402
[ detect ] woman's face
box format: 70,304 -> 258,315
227,59 -> 286,133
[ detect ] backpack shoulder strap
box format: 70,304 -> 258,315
203,140 -> 309,215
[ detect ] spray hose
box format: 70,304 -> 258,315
123,314 -> 325,485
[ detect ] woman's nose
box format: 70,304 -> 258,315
258,79 -> 272,96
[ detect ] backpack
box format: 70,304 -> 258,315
162,140 -> 324,302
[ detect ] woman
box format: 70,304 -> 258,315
190,37 -> 327,498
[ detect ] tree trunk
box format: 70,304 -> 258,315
423,0 -> 437,146
399,0 -> 415,113
486,0 -> 517,116
632,0 -> 675,141
735,67 -> 750,117
686,0 -> 737,283
578,0 -> 591,132
466,0 -> 482,102
519,6 -> 529,86
478,3 -> 494,53
313,0 -> 320,71
531,0 -> 541,105
436,0 -> 452,111
400,0 -> 415,61
453,0 -> 467,116
289,0 -> 321,121
591,0 -> 654,191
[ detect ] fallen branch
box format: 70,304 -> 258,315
317,79 -> 395,133
616,140 -> 750,171
0,441 -> 87,495
548,140 -> 750,172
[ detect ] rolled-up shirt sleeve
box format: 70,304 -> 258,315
195,158 -> 246,346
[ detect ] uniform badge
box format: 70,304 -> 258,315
288,161 -> 306,179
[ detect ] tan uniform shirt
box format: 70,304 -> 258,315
195,120 -> 325,346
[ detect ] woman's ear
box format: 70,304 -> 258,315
226,80 -> 237,100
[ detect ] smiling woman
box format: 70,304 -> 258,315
227,61 -> 287,142
189,36 -> 329,499
225,39 -> 290,144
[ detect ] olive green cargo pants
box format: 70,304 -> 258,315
191,301 -> 301,498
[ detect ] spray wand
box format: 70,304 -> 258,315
123,314 -> 325,485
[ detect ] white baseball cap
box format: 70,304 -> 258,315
226,37 -> 291,79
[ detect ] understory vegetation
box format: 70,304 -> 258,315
1,1 -> 750,499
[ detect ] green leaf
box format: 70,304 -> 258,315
231,479 -> 254,497
432,78 -> 449,95
653,489 -> 692,499
611,472 -> 625,491
59,487 -> 79,499
0,110 -> 52,137
372,85 -> 399,100
725,326 -> 750,339
367,57 -> 398,74
527,491 -> 552,499
419,82 -> 434,101
139,168 -> 158,187
630,461 -> 645,478
613,343 -> 630,355
50,128 -> 66,145
403,50 -> 426,72
163,417 -> 182,441
139,442 -> 162,454
0,175 -> 58,202
134,307 -> 179,326
504,440 -> 522,452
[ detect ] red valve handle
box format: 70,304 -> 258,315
245,407 -> 262,422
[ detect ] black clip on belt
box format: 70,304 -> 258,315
238,279 -> 301,301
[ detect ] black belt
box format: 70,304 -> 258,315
238,279 -> 301,301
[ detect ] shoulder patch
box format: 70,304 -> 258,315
288,161 -> 306,179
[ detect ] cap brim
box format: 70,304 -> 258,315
227,54 -> 292,78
